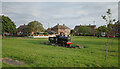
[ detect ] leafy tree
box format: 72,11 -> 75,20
114,20 -> 120,36
98,25 -> 107,32
70,29 -> 74,36
1,15 -> 16,38
96,25 -> 107,37
95,28 -> 101,37
26,21 -> 45,34
78,26 -> 91,36
43,32 -> 48,35
0,23 -> 1,35
102,9 -> 116,36
0,18 -> 2,35
101,9 -> 116,61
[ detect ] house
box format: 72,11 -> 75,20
47,24 -> 71,35
17,24 -> 43,36
17,24 -> 27,35
74,24 -> 96,36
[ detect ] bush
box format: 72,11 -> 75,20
43,32 -> 48,35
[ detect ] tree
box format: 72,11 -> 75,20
1,15 -> 16,38
102,9 -> 116,36
95,28 -> 101,37
101,9 -> 116,61
114,20 -> 120,36
98,25 -> 107,32
78,26 -> 91,36
43,32 -> 48,35
96,25 -> 107,37
70,29 -> 74,36
26,21 -> 45,35
0,18 -> 2,35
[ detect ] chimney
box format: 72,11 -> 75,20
89,24 -> 91,26
57,24 -> 59,25
63,24 -> 65,26
24,24 -> 25,26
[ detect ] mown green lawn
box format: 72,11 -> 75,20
2,36 -> 118,67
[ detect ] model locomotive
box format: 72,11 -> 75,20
49,35 -> 72,47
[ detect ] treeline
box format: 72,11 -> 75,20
1,15 -> 16,38
0,15 -> 45,38
19,21 -> 45,36
0,9 -> 120,38
71,9 -> 120,37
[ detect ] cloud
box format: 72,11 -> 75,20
2,2 -> 118,29
2,0 -> 120,2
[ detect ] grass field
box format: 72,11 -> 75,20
2,36 -> 118,67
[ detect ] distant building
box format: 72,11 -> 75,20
74,24 -> 96,36
47,24 -> 71,35
17,24 -> 44,36
17,24 -> 27,35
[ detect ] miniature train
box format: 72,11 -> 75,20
49,35 -> 72,46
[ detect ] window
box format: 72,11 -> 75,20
65,29 -> 69,31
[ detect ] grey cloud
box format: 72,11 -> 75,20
2,2 -> 118,29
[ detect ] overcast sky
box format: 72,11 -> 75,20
2,2 -> 118,29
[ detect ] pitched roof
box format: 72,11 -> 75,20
74,24 -> 96,30
17,24 -> 26,29
75,25 -> 96,27
52,24 -> 70,29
